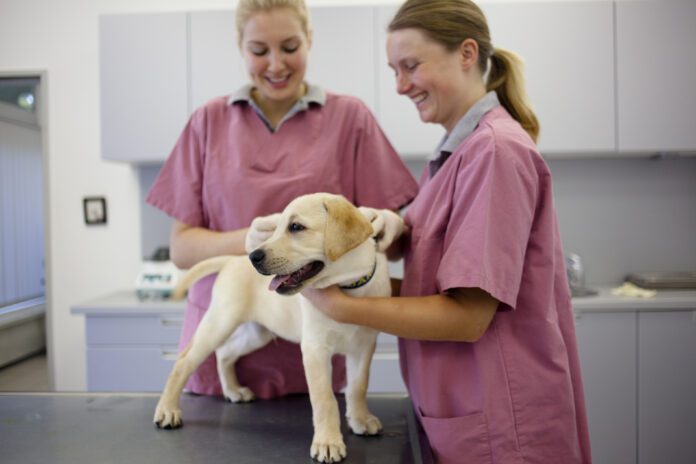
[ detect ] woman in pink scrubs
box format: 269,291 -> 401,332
146,0 -> 418,399
302,0 -> 592,462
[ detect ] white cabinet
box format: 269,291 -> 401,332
99,13 -> 188,163
189,10 -> 246,111
307,6 -> 377,113
376,5 -> 445,158
482,0 -> 616,154
99,2 -> 695,163
575,311 -> 637,464
637,310 -> 696,464
616,1 -> 696,152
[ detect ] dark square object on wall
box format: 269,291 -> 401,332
83,197 -> 107,225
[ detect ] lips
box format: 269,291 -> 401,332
265,74 -> 291,89
269,261 -> 325,294
412,92 -> 426,103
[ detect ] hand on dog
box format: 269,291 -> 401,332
301,285 -> 351,324
357,207 -> 407,259
245,213 -> 281,253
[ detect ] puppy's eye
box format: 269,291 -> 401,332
288,222 -> 305,232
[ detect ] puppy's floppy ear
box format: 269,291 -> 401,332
324,196 -> 373,261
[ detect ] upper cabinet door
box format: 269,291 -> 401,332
482,1 -> 616,155
99,13 -> 188,163
616,0 -> 696,153
376,5 -> 445,159
306,6 -> 377,112
189,10 -> 247,111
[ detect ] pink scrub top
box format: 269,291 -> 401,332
400,102 -> 591,463
146,85 -> 418,398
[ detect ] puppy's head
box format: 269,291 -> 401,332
249,193 -> 373,295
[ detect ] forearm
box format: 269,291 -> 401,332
170,223 -> 248,269
333,290 -> 497,342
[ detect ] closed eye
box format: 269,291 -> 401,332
288,222 -> 305,232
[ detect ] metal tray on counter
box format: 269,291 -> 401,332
627,272 -> 696,289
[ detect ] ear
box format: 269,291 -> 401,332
306,27 -> 313,50
323,196 -> 374,261
459,38 -> 479,71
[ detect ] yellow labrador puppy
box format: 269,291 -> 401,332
153,193 -> 405,463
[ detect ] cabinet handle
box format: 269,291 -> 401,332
161,349 -> 179,361
159,317 -> 183,327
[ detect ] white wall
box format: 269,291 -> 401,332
0,0 -> 403,391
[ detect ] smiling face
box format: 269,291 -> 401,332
387,28 -> 476,132
240,7 -> 310,113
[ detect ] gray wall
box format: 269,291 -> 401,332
140,156 -> 696,286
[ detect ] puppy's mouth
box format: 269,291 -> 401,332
269,261 -> 325,295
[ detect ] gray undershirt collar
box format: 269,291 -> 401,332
228,83 -> 325,132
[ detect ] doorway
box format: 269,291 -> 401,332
0,75 -> 49,390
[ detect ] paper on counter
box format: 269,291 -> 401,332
611,281 -> 657,298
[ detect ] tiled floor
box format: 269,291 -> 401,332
0,353 -> 50,391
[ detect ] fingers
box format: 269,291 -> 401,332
244,213 -> 281,253
358,207 -> 386,240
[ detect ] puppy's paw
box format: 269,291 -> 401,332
348,413 -> 383,436
223,386 -> 255,403
153,401 -> 183,429
310,434 -> 347,463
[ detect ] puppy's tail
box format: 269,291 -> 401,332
171,256 -> 234,300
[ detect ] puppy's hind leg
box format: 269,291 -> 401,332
216,322 -> 273,403
153,301 -> 244,429
345,339 -> 382,436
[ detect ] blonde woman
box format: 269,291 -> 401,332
147,0 -> 418,399
303,1 -> 592,462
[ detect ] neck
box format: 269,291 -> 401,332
251,83 -> 306,127
339,260 -> 377,290
444,84 -> 487,133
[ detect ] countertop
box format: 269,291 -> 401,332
0,392 -> 423,464
72,286 -> 696,316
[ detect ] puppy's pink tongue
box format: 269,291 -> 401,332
269,275 -> 291,291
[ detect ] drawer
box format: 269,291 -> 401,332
368,352 -> 406,393
86,346 -> 178,391
85,315 -> 183,345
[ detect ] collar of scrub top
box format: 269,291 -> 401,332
428,91 -> 501,178
228,83 -> 326,133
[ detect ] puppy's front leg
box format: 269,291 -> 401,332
301,342 -> 346,463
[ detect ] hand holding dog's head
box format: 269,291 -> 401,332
357,207 -> 405,253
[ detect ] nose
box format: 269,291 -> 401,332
267,50 -> 284,72
395,72 -> 411,95
249,249 -> 265,266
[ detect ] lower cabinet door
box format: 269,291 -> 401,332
369,352 -> 406,394
638,310 -> 696,464
575,311 -> 637,464
86,346 -> 178,392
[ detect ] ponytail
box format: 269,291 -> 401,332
486,48 -> 540,143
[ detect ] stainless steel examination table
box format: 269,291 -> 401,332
0,393 -> 427,463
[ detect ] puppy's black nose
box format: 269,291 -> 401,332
249,249 -> 265,266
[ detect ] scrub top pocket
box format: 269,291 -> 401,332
418,410 -> 493,464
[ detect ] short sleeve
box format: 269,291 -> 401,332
145,109 -> 207,227
437,134 -> 538,309
351,104 -> 419,210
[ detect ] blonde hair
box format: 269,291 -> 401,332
236,0 -> 312,46
388,0 -> 539,142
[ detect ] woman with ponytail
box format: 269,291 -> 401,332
303,1 -> 591,462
